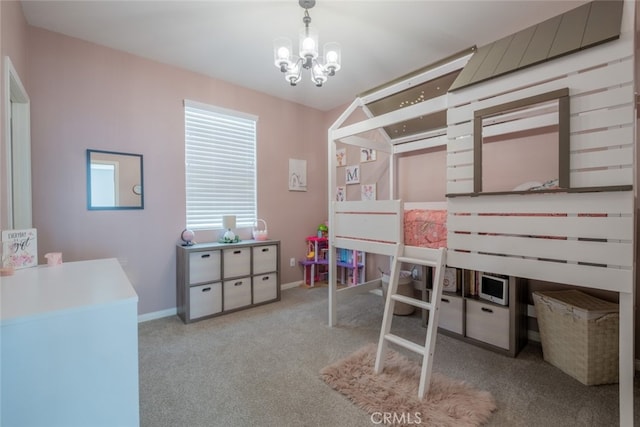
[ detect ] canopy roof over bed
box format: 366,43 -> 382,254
345,0 -> 624,149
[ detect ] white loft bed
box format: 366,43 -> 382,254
328,1 -> 635,424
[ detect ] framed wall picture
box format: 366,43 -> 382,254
336,186 -> 346,201
360,148 -> 376,163
289,159 -> 307,191
336,148 -> 347,167
361,184 -> 376,200
345,165 -> 360,184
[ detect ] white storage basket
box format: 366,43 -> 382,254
252,219 -> 268,241
533,290 -> 619,385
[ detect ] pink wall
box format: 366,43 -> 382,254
398,147 -> 447,202
0,1 -> 27,77
27,26 -> 328,314
483,130 -> 558,192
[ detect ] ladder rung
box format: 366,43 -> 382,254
391,294 -> 432,311
384,333 -> 425,355
397,256 -> 438,267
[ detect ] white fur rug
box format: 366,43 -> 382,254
319,343 -> 496,426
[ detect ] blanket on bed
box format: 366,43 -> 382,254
404,209 -> 447,248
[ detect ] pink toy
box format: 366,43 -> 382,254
45,252 -> 63,266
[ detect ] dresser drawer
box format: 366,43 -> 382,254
223,248 -> 251,278
438,294 -> 464,335
189,283 -> 222,320
253,245 -> 278,274
189,251 -> 221,285
465,300 -> 510,349
253,273 -> 278,304
224,278 -> 252,310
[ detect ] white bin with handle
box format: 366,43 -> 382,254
252,219 -> 268,241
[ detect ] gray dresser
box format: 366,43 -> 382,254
177,240 -> 280,323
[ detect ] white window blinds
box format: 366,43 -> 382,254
184,100 -> 257,230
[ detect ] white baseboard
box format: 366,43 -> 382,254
281,280 -> 303,290
370,288 -> 383,297
138,282 -> 302,322
528,330 -> 541,343
138,307 -> 177,323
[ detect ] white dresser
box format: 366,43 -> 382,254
1,258 -> 140,427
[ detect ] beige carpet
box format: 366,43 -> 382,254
320,343 -> 496,427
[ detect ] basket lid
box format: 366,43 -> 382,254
533,290 -> 618,320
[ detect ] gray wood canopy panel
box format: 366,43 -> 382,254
449,0 -> 623,91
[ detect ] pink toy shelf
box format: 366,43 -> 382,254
299,236 -> 364,287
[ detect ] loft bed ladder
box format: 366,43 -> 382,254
375,245 -> 446,399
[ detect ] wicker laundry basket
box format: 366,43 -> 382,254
532,290 -> 619,385
381,271 -> 415,315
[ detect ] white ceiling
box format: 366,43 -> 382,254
21,0 -> 589,112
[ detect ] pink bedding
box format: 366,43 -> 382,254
404,209 -> 447,248
401,208 -> 598,248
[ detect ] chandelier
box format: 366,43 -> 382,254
273,0 -> 341,87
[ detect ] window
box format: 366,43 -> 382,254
473,88 -> 569,194
184,100 -> 257,230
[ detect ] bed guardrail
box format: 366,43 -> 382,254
332,200 -> 404,257
447,190 -> 634,294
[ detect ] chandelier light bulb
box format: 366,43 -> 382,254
323,41 -> 341,75
311,62 -> 328,87
285,63 -> 302,86
274,37 -> 293,71
302,37 -> 315,53
299,24 -> 319,61
277,46 -> 290,60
